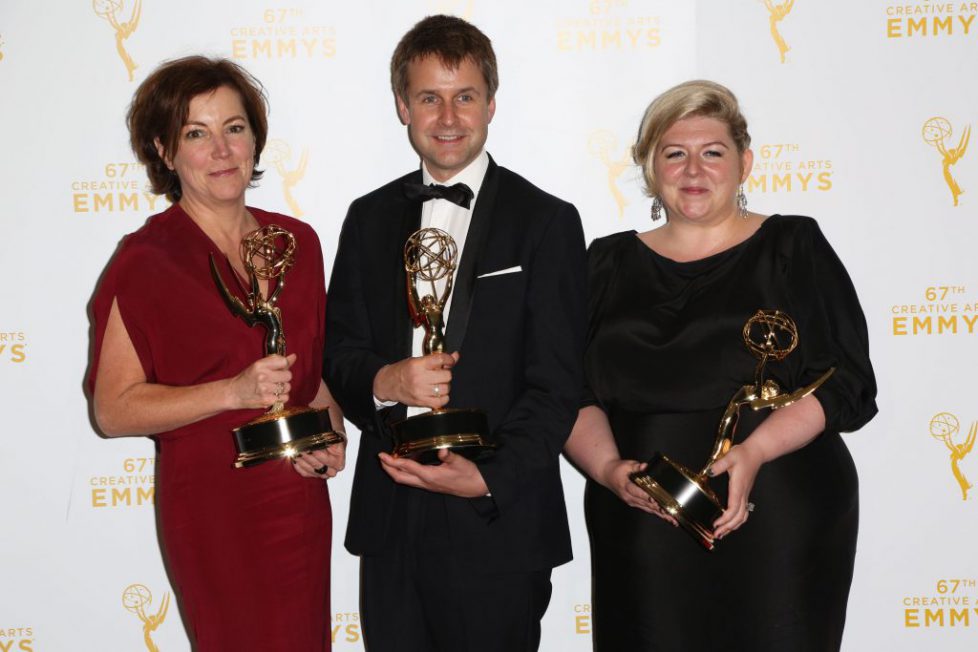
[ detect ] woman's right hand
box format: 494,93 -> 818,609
600,459 -> 678,525
564,406 -> 678,526
228,353 -> 296,409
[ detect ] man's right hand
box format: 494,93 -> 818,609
373,351 -> 459,409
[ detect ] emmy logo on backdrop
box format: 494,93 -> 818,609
761,0 -> 794,63
631,309 -> 834,550
929,412 -> 976,500
210,225 -> 343,468
92,0 -> 142,81
122,583 -> 169,652
391,228 -> 494,463
588,130 -> 631,219
923,117 -> 970,207
264,139 -> 308,218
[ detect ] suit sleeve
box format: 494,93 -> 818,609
323,201 -> 393,430
477,202 -> 587,515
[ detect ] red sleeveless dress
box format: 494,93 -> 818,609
89,204 -> 331,651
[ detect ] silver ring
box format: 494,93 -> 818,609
433,384 -> 441,397
747,502 -> 756,513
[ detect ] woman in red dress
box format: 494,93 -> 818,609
88,56 -> 344,651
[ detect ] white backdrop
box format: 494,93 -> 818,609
1,1 -> 977,650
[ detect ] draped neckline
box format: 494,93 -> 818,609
175,202 -> 274,294
632,215 -> 781,274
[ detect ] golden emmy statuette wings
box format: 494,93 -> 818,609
588,130 -> 631,219
210,224 -> 343,468
762,0 -> 794,64
265,139 -> 309,218
390,227 -> 495,464
922,117 -> 970,207
93,0 -> 142,81
631,309 -> 834,550
929,412 -> 976,500
122,583 -> 168,652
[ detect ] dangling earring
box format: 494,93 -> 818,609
650,196 -> 663,221
736,185 -> 748,219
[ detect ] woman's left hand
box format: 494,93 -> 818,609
708,395 -> 827,540
708,440 -> 765,540
292,440 -> 346,480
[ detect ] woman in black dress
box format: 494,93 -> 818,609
564,80 -> 877,651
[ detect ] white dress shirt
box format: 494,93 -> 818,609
413,151 -> 489,358
376,150 -> 490,415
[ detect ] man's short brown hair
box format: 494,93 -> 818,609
390,15 -> 499,102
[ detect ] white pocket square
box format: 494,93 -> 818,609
477,266 -> 522,279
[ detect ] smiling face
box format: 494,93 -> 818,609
653,115 -> 753,226
396,55 -> 495,182
157,85 -> 256,209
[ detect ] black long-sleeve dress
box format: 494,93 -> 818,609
583,216 -> 877,651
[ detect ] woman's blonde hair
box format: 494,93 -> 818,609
632,80 -> 750,197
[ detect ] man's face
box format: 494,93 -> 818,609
396,55 -> 495,182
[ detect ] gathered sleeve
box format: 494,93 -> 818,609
580,231 -> 633,409
786,218 -> 878,434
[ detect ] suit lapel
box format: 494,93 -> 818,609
445,158 -> 499,352
393,173 -> 423,361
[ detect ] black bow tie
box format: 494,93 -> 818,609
403,182 -> 474,209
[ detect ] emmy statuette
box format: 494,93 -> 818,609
210,225 -> 343,468
390,228 -> 495,464
630,309 -> 834,550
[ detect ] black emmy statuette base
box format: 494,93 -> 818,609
631,452 -> 724,551
392,408 -> 495,465
233,406 -> 344,469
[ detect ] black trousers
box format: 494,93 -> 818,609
359,488 -> 553,652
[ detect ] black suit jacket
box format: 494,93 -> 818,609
324,157 -> 586,573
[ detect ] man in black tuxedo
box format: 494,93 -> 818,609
324,14 -> 585,652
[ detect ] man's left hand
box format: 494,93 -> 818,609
379,449 -> 489,498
